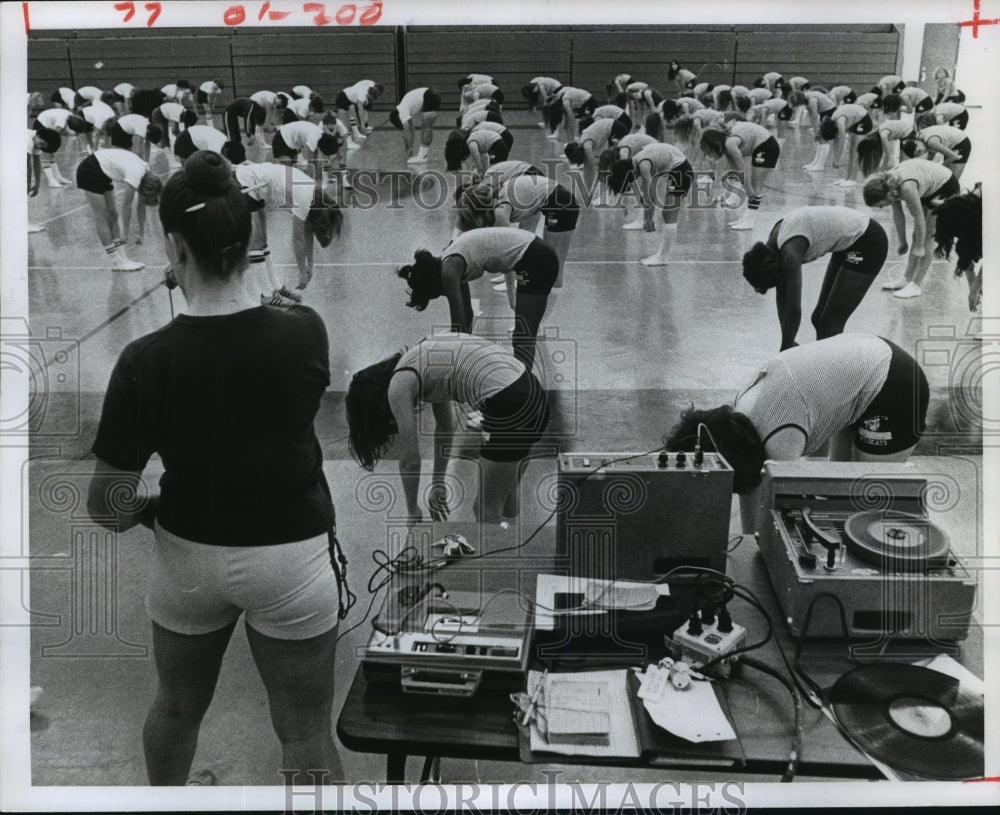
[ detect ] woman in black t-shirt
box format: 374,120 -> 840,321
86,151 -> 345,786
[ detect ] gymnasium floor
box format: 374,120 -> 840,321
25,105 -> 988,786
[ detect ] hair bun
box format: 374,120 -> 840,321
183,150 -> 234,196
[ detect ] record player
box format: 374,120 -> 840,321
755,461 -> 976,641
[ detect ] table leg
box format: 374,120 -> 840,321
420,756 -> 441,783
386,752 -> 407,783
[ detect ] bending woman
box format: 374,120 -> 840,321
666,333 -> 929,533
397,227 -> 560,371
87,150 -> 345,786
346,333 -> 549,524
699,120 -> 779,230
742,205 -> 887,349
863,159 -> 960,299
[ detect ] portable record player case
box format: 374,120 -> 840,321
755,461 -> 977,641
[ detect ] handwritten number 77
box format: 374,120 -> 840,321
114,2 -> 162,27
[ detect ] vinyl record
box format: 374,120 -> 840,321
830,664 -> 984,780
844,510 -> 950,569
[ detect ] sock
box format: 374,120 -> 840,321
248,250 -> 269,295
104,243 -> 117,255
262,246 -> 281,290
747,195 -> 762,212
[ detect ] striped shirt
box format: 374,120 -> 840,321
890,159 -> 954,199
443,227 -> 535,283
497,175 -> 559,222
734,334 -> 892,455
774,206 -> 870,264
393,334 -> 525,408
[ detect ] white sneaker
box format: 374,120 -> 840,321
346,139 -> 361,150
110,251 -> 144,272
729,217 -> 754,230
489,274 -> 505,283
803,163 -> 820,171
622,219 -> 644,230
546,132 -> 560,140
640,254 -> 669,266
881,276 -> 906,291
28,223 -> 45,233
407,154 -> 428,164
491,282 -> 508,292
893,282 -> 922,299
838,179 -> 856,187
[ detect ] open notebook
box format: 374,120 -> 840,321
519,668 -> 745,768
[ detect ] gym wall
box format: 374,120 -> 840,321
28,24 -> 901,113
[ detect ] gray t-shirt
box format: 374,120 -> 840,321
775,206 -> 870,264
443,227 -> 535,283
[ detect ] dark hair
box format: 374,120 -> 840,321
159,150 -> 251,279
818,117 -> 839,141
862,174 -> 892,206
717,89 -> 733,111
444,131 -> 470,171
458,76 -> 473,89
612,91 -> 627,109
346,352 -> 404,471
899,137 -> 919,159
607,158 -> 635,195
598,147 -> 618,173
934,190 -> 982,275
843,90 -> 857,103
545,100 -> 565,131
665,405 -> 765,495
699,128 -> 727,159
856,133 -> 884,177
672,115 -> 693,142
396,249 -> 442,310
456,184 -> 495,232
317,133 -> 341,156
66,114 -> 89,134
32,125 -> 61,153
485,110 -> 504,125
645,112 -> 665,141
100,91 -> 118,107
175,79 -> 191,90
881,94 -> 902,114
144,123 -> 162,144
181,109 -> 198,128
172,130 -> 197,160
564,142 -> 584,165
667,61 -> 681,81
309,94 -> 325,113
306,190 -> 343,248
742,242 -> 780,294
221,139 -> 245,163
660,100 -> 681,123
753,77 -> 765,88
915,112 -> 937,130
735,96 -> 752,113
491,89 -> 505,105
786,90 -> 807,108
699,93 -> 714,108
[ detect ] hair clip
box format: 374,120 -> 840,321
185,202 -> 206,212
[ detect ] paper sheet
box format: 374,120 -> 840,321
534,573 -> 669,631
638,666 -> 737,743
527,669 -> 640,758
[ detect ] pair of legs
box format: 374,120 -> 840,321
292,216 -> 318,289
640,197 -> 683,266
403,113 -> 436,158
477,458 -> 527,522
143,619 -> 341,785
811,261 -> 876,338
85,189 -> 123,247
729,164 -> 772,229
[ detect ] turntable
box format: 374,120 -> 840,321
755,462 -> 977,641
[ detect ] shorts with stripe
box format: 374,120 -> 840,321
831,218 -> 888,276
920,174 -> 960,208
750,136 -> 780,169
540,184 -> 580,233
853,338 -> 928,455
846,113 -> 874,135
75,154 -> 114,194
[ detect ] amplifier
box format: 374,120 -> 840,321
555,452 -> 734,582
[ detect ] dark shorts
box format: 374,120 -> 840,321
846,113 -> 874,135
573,96 -> 597,118
952,136 -> 972,163
422,89 -> 441,113
853,338 -> 928,455
109,120 -> 134,149
487,139 -> 511,164
131,89 -> 166,118
480,370 -> 550,463
818,107 -> 835,120
541,184 -> 580,233
913,96 -> 934,114
890,81 -> 906,93
949,109 -> 969,130
750,136 -> 780,169
281,108 -> 299,125
611,115 -> 632,140
513,237 -> 560,296
648,90 -> 664,108
654,158 -> 695,198
832,218 -> 888,276
75,153 -> 114,194
921,174 -> 961,208
196,88 -> 209,105
149,108 -> 171,146
335,90 -> 353,111
172,129 -> 196,159
271,130 -> 298,160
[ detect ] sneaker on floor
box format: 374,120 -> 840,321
491,282 -> 507,292
262,291 -> 295,306
489,274 -> 505,283
406,155 -> 428,164
622,219 -> 644,230
186,770 -> 215,786
346,139 -> 361,150
893,282 -> 922,299
837,179 -> 857,187
881,276 -> 907,291
546,132 -> 560,140
28,223 -> 45,233
110,257 -> 145,272
276,286 -> 303,303
640,254 -> 669,267
729,218 -> 754,230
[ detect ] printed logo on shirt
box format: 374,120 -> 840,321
857,415 -> 892,446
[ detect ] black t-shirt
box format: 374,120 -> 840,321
92,305 -> 334,545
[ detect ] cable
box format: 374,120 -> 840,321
741,656 -> 802,782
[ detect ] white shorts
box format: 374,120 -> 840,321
147,522 -> 340,640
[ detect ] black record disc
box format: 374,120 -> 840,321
844,510 -> 950,569
830,664 -> 984,780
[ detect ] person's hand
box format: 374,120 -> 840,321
897,241 -> 908,255
428,484 -> 450,522
911,244 -> 925,258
